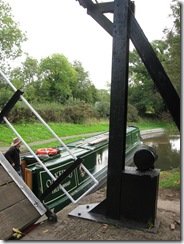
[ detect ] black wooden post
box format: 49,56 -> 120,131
105,0 -> 130,219
73,0 -> 179,227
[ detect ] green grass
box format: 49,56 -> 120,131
129,121 -> 177,131
0,121 -> 177,147
159,168 -> 180,189
0,121 -> 109,147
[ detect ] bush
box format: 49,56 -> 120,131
95,101 -> 110,118
63,102 -> 99,124
7,102 -> 64,123
35,103 -> 64,122
6,101 -> 99,124
127,104 -> 140,122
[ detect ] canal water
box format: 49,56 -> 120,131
138,130 -> 180,171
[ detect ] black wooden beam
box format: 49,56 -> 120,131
89,2 -> 114,13
0,89 -> 23,123
76,0 -> 94,8
87,5 -> 114,35
105,0 -> 130,219
77,0 -> 180,130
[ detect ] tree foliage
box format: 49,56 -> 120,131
0,0 -> 180,123
7,55 -> 101,106
72,61 -> 98,104
38,54 -> 77,104
128,40 -> 168,117
0,0 -> 27,107
163,0 -> 180,94
9,56 -> 39,100
95,89 -> 110,118
128,1 -> 180,119
0,0 -> 27,67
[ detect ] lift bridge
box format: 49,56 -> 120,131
69,0 -> 180,231
0,0 -> 180,238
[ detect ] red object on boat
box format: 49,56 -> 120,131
36,148 -> 58,156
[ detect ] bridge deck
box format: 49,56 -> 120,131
0,153 -> 46,240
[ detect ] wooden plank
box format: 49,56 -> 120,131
0,153 -> 46,240
0,198 -> 41,240
88,136 -> 108,145
0,165 -> 13,186
24,168 -> 33,190
0,182 -> 25,211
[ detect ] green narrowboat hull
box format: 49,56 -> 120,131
22,126 -> 142,213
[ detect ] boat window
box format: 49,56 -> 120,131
132,131 -> 140,144
126,134 -> 131,149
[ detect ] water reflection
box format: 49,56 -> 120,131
169,136 -> 180,153
141,131 -> 180,171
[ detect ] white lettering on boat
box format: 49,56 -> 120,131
45,170 -> 73,194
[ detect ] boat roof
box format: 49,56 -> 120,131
126,125 -> 140,134
24,126 -> 140,169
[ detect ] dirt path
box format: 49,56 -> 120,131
0,128 -> 165,153
21,187 -> 180,241
0,132 -> 100,153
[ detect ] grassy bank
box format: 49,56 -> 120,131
159,168 -> 180,189
0,121 -> 109,147
0,121 -> 177,147
0,120 -> 180,190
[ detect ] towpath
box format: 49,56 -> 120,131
0,128 -> 165,153
0,132 -> 100,153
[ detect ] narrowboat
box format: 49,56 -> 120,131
0,72 -> 144,216
21,126 -> 143,213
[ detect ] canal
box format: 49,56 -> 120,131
139,130 -> 180,171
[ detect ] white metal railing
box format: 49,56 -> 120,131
0,70 -> 99,204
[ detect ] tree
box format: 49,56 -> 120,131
128,40 -> 169,117
128,0 -> 180,120
9,55 -> 39,102
0,0 -> 27,108
38,54 -> 78,104
0,0 -> 27,67
163,0 -> 180,94
95,89 -> 110,118
72,60 -> 98,104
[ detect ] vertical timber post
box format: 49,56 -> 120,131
106,0 -> 130,219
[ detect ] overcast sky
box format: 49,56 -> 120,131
4,0 -> 174,89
